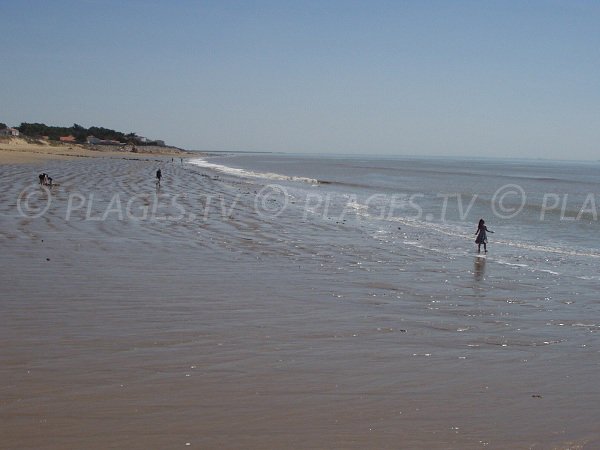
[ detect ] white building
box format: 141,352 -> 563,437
0,127 -> 19,137
87,135 -> 124,145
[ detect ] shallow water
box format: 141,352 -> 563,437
1,156 -> 599,448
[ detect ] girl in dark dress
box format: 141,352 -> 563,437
475,219 -> 494,253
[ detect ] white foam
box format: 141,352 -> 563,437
495,240 -> 600,258
538,269 -> 560,275
188,157 -> 319,185
346,200 -> 368,211
495,260 -> 529,268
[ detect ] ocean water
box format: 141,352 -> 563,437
188,154 -> 600,378
190,153 -> 600,281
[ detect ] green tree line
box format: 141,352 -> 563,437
15,122 -> 160,145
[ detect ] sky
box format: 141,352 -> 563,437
1,0 -> 599,159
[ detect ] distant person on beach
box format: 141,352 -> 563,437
156,168 -> 162,186
475,219 -> 494,253
38,173 -> 52,187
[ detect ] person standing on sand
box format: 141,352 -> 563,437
475,218 -> 494,253
38,173 -> 51,186
156,168 -> 162,186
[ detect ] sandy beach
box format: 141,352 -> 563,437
1,152 -> 599,449
0,137 -> 192,165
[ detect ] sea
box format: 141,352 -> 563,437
189,152 -> 600,281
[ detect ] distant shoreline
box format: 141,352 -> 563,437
0,136 -> 198,165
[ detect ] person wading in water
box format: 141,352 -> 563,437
475,218 -> 494,253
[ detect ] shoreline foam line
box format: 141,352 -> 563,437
188,157 -> 319,185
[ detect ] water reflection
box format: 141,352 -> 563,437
473,256 -> 486,282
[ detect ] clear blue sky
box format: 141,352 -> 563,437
2,0 -> 599,158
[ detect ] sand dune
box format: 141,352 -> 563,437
0,137 -> 191,165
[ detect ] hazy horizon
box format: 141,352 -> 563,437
2,0 -> 599,160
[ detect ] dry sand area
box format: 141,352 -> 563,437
0,137 -> 191,165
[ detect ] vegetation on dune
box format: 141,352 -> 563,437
14,122 -> 163,146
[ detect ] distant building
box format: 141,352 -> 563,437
0,127 -> 20,137
59,135 -> 76,142
137,136 -> 166,146
87,136 -> 102,145
87,136 -> 124,145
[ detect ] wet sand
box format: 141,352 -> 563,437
1,157 -> 599,449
